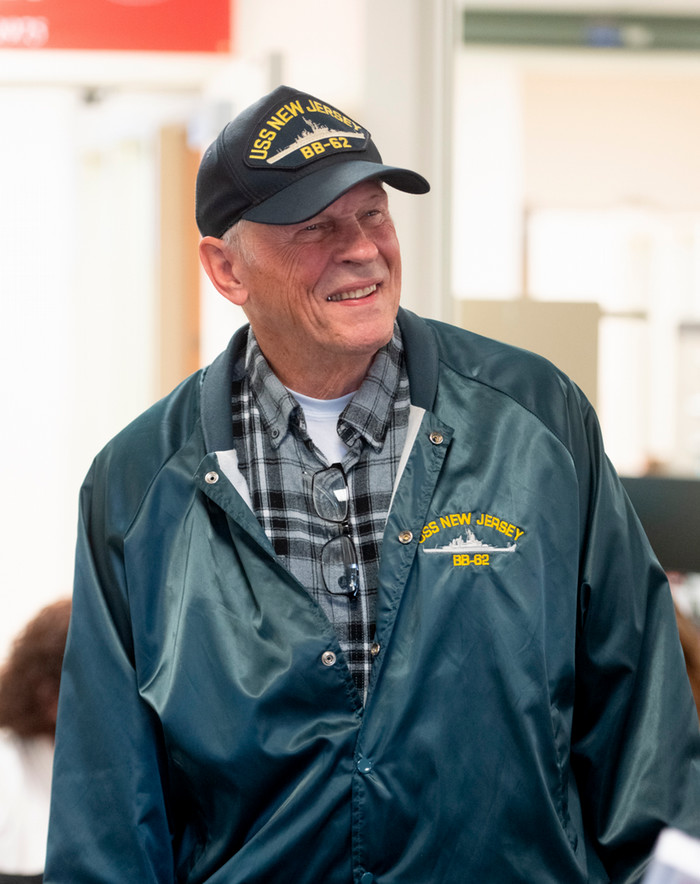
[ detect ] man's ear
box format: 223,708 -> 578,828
199,237 -> 248,306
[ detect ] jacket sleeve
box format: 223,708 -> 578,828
45,458 -> 175,883
570,398 -> 700,883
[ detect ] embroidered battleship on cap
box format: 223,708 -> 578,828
245,96 -> 371,169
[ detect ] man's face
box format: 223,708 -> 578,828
230,180 -> 402,394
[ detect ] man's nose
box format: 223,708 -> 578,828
334,220 -> 379,263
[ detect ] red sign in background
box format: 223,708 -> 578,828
0,0 -> 231,52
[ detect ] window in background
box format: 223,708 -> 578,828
452,48 -> 700,477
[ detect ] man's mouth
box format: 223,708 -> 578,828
326,283 -> 377,302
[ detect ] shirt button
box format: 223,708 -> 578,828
204,471 -> 219,484
361,874 -> 376,884
398,530 -> 413,544
321,651 -> 337,667
370,642 -> 381,657
429,431 -> 444,445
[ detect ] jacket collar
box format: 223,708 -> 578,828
396,308 -> 439,411
199,308 -> 439,454
200,324 -> 248,454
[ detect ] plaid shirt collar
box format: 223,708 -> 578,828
245,323 -> 405,454
244,336 -> 298,450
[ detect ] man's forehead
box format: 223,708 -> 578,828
240,180 -> 389,240
295,180 -> 388,223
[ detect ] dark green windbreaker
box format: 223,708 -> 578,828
45,309 -> 700,883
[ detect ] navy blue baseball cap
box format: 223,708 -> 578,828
195,85 -> 430,237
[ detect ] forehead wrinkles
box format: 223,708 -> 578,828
331,182 -> 387,217
296,180 -> 389,227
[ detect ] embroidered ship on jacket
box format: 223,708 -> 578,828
423,528 -> 517,555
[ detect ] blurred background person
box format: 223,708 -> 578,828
676,604 -> 700,723
0,598 -> 71,884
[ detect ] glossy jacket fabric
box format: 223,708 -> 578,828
45,309 -> 700,884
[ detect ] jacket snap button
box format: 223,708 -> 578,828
370,642 -> 381,657
361,874 -> 375,884
321,651 -> 337,667
429,431 -> 444,445
357,757 -> 373,774
398,530 -> 413,544
204,471 -> 219,484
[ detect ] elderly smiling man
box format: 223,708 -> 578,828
45,86 -> 700,884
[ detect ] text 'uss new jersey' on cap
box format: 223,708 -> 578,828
195,85 -> 430,237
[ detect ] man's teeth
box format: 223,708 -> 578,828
327,284 -> 377,302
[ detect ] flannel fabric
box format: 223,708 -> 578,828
230,325 -> 410,697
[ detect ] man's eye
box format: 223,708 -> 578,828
303,223 -> 319,231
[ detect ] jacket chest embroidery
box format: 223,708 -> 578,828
420,510 -> 524,567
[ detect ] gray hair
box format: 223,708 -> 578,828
221,218 -> 256,265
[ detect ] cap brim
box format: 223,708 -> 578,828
241,160 -> 430,225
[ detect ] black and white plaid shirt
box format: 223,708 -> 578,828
231,324 -> 410,698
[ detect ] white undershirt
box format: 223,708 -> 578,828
216,403 -> 426,513
288,388 -> 355,465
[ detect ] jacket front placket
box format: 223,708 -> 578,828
350,411 -> 453,884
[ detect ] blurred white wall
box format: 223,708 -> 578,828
0,62 -> 250,659
0,90 -> 80,653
